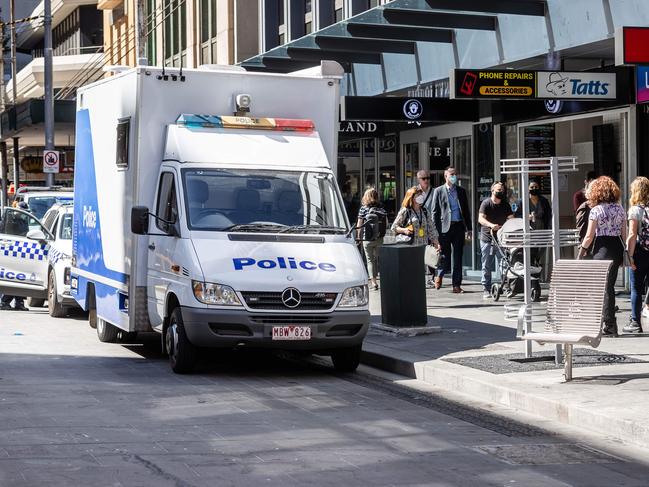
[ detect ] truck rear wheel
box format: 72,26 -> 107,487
166,308 -> 197,374
97,318 -> 119,343
48,270 -> 66,318
331,346 -> 362,373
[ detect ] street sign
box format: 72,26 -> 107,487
536,71 -> 616,99
615,26 -> 649,65
450,69 -> 536,99
43,150 -> 60,174
637,66 -> 649,104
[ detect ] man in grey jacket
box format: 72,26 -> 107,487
431,167 -> 472,293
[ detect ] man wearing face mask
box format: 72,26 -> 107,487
478,181 -> 514,299
514,180 -> 552,268
431,167 -> 472,293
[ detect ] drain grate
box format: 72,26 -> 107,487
473,443 -> 624,465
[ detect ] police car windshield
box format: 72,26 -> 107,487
182,169 -> 347,232
28,196 -> 72,220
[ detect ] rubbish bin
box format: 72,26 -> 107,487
379,244 -> 427,327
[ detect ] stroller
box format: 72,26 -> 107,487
490,218 -> 542,302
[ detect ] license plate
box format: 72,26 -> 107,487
272,325 -> 311,341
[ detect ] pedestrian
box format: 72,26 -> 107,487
431,166 -> 472,293
391,186 -> 439,248
514,179 -> 551,265
624,176 -> 649,334
573,170 -> 597,212
357,188 -> 387,291
478,181 -> 514,300
415,169 -> 436,287
577,176 -> 626,337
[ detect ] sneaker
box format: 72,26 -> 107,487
602,325 -> 618,337
426,279 -> 436,289
483,292 -> 492,300
622,321 -> 643,334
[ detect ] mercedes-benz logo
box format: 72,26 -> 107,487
281,287 -> 301,309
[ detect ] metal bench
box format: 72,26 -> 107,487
517,259 -> 612,381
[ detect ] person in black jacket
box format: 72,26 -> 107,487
431,167 -> 472,293
514,180 -> 552,265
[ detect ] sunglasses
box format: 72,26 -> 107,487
419,177 -> 430,181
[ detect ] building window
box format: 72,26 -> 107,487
305,0 -> 312,13
146,0 -> 157,65
164,0 -> 187,67
199,0 -> 217,64
305,21 -> 312,34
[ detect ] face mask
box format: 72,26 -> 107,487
415,194 -> 426,205
529,189 -> 540,196
494,191 -> 505,199
448,175 -> 458,185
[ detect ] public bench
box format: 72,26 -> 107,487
517,259 -> 612,381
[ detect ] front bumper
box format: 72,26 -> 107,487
180,307 -> 369,351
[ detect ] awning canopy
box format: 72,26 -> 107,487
242,0 -> 638,97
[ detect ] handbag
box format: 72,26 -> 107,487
619,236 -> 633,268
424,245 -> 441,268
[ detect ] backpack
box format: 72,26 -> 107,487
636,205 -> 649,251
365,206 -> 388,239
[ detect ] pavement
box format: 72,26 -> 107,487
6,307 -> 649,485
363,279 -> 649,451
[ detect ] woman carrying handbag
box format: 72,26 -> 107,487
392,186 -> 440,249
577,176 -> 627,337
624,177 -> 649,333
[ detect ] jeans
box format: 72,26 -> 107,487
480,239 -> 501,292
362,238 -> 383,279
592,236 -> 623,326
437,221 -> 465,287
630,245 -> 649,323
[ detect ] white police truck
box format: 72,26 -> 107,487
71,63 -> 373,373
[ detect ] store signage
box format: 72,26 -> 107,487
21,156 -> 43,174
450,69 -> 536,99
341,96 -> 479,122
637,66 -> 649,104
429,138 -> 451,170
615,27 -> 649,65
338,121 -> 383,136
544,100 -> 564,114
536,71 -> 616,99
451,69 -> 617,100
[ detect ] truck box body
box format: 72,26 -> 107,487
72,65 -> 370,370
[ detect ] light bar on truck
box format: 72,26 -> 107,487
175,114 -> 315,132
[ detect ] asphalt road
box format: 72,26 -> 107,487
1,306 -> 649,486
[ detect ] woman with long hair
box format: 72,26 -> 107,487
391,186 -> 439,248
624,177 -> 649,333
357,188 -> 387,290
578,176 -> 627,336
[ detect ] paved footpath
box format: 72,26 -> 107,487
364,281 -> 649,451
2,307 -> 649,486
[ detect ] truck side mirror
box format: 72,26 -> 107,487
131,206 -> 150,235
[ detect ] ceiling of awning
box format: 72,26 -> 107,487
241,0 -> 648,97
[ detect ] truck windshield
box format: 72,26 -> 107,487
182,169 -> 348,233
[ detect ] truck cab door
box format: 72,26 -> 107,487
147,171 -> 182,328
0,208 -> 52,296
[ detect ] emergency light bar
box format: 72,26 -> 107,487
176,114 -> 315,132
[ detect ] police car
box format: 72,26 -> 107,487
13,186 -> 73,221
0,203 -> 77,316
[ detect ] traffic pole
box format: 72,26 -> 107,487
44,0 -> 55,187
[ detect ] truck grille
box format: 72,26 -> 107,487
249,315 -> 331,325
241,291 -> 337,310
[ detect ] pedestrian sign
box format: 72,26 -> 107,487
43,150 -> 60,173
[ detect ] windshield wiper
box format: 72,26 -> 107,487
279,225 -> 346,234
223,223 -> 287,232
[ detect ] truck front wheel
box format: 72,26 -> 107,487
166,308 -> 197,374
331,346 -> 362,373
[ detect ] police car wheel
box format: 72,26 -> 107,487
331,346 -> 362,373
48,270 -> 66,318
167,308 -> 197,374
97,317 -> 119,343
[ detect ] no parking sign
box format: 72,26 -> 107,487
43,150 -> 59,173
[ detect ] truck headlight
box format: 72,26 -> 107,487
192,281 -> 242,306
337,285 -> 368,308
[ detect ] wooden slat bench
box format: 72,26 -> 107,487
517,259 -> 612,381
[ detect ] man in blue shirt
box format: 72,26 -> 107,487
431,167 -> 472,293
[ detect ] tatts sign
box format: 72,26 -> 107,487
536,71 -> 616,99
451,69 -> 617,100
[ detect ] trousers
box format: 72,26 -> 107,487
437,221 -> 465,287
